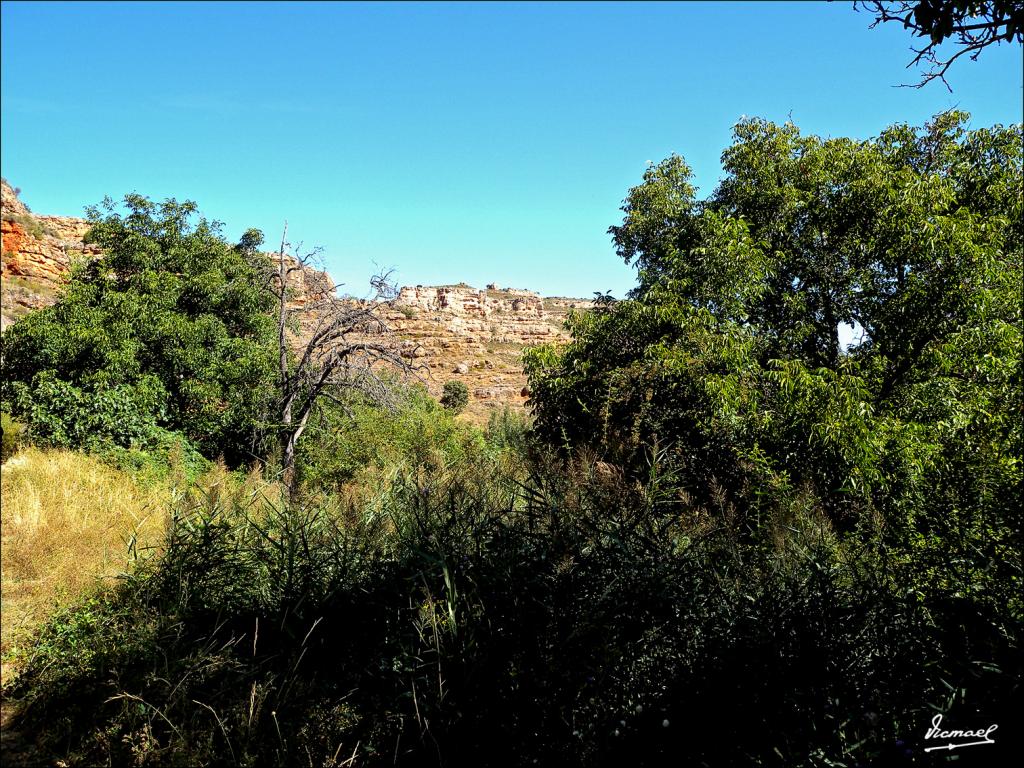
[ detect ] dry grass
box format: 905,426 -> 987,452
0,448 -> 170,678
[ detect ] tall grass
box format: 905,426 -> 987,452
0,448 -> 170,675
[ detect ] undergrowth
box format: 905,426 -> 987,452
4,449 -> 1019,767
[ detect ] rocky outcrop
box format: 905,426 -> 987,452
1,180 -> 106,330
379,284 -> 595,421
272,253 -> 336,309
1,179 -> 30,219
397,285 -> 545,318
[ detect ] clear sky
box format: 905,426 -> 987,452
2,1 -> 1021,298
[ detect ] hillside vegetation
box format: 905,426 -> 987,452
0,112 -> 1020,766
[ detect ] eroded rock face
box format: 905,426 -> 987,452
271,253 -> 336,310
1,180 -> 106,329
397,285 -> 545,318
1,179 -> 30,218
381,285 -> 593,422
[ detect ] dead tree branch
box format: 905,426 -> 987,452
261,224 -> 425,495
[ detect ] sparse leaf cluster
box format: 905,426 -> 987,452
858,0 -> 1024,87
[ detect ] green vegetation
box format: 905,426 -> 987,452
440,379 -> 469,413
526,111 -> 1021,534
1,195 -> 278,464
1,112 -> 1021,766
1,410 -> 26,462
484,404 -> 532,453
294,384 -> 484,494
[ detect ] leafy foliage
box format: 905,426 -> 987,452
1,410 -> 26,462
440,379 -> 469,413
484,405 -> 533,453
527,112 -> 1022,539
294,383 -> 484,494
0,195 -> 278,464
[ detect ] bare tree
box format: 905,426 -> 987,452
857,0 -> 1024,89
265,223 -> 422,494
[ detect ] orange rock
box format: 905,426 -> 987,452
1,219 -> 29,264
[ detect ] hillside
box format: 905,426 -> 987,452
0,181 -> 592,423
0,179 -> 102,329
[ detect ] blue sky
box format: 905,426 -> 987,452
2,1 -> 1021,298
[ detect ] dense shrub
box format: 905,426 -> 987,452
7,371 -> 165,450
484,405 -> 532,453
294,383 -> 485,494
1,409 -> 26,461
440,379 -> 469,413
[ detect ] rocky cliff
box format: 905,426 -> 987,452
1,179 -> 103,329
0,182 -> 591,423
383,284 -> 592,421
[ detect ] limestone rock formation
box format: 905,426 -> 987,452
381,285 -> 595,422
396,284 -> 545,318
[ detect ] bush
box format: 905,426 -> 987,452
295,383 -> 484,494
440,379 -> 469,414
485,405 -> 532,453
94,426 -> 209,483
8,372 -> 166,451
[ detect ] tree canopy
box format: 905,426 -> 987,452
526,112 -> 1022,539
1,195 -> 278,463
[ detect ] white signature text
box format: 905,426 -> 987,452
923,713 -> 998,752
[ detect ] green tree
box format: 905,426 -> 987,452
0,194 -> 278,463
526,112 -> 1022,538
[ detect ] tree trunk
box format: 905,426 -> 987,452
275,222 -> 297,495
281,397 -> 314,499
